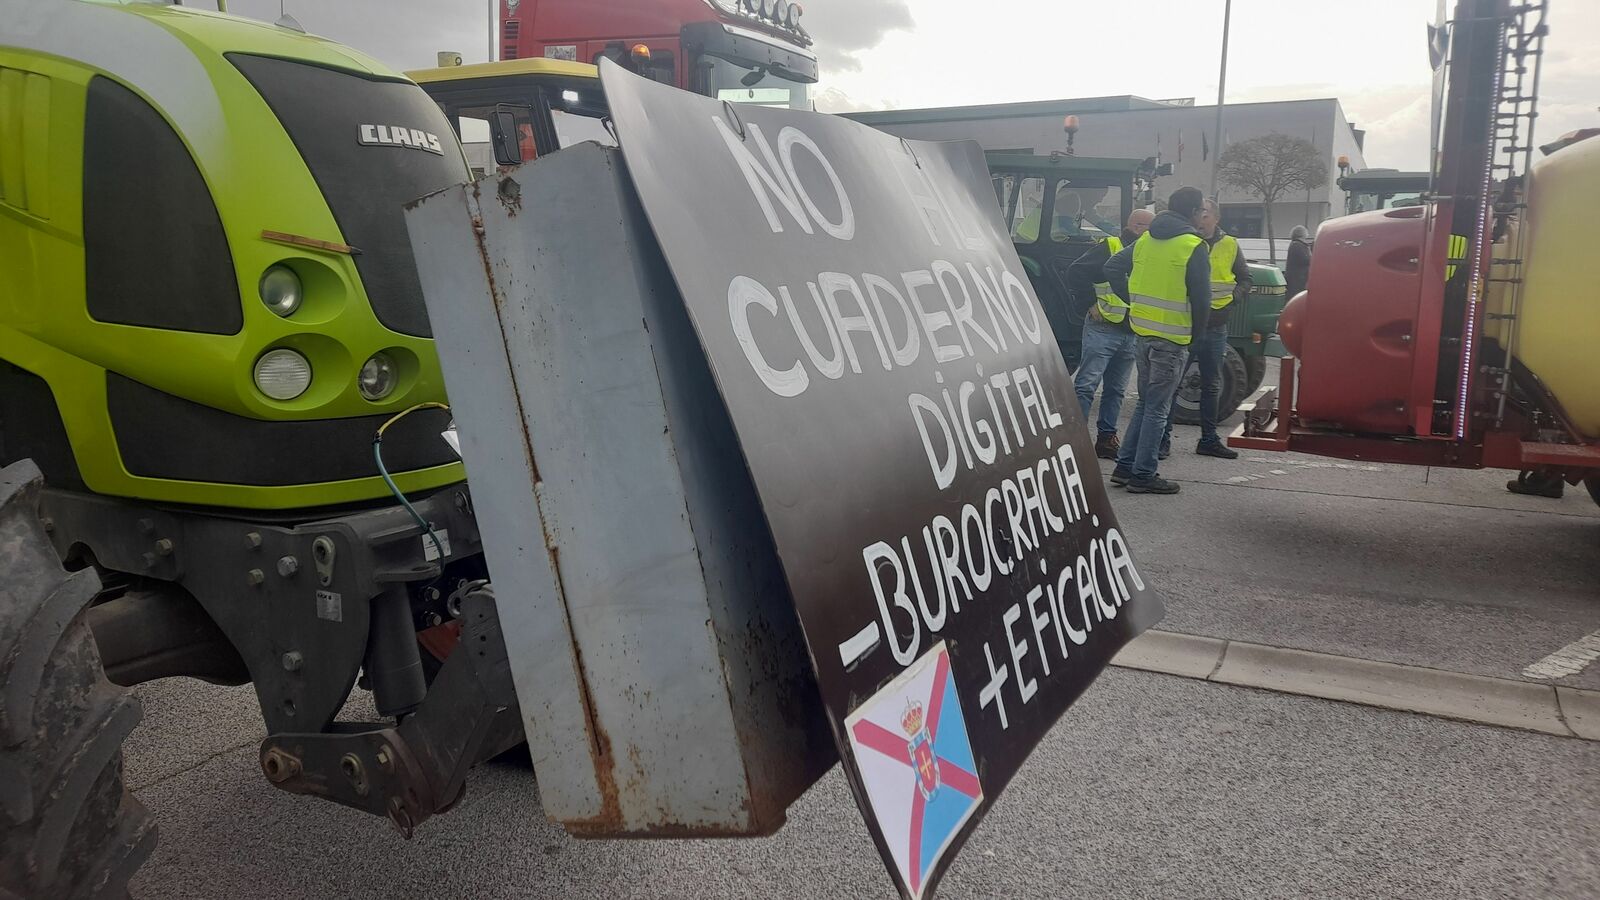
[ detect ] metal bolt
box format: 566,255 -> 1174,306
375,745 -> 395,773
340,753 -> 369,797
276,555 -> 299,577
281,651 -> 303,672
424,586 -> 442,603
137,517 -> 155,535
244,531 -> 263,550
454,491 -> 470,513
246,568 -> 266,586
260,747 -> 301,784
40,517 -> 54,533
387,797 -> 415,838
140,552 -> 157,570
154,538 -> 174,556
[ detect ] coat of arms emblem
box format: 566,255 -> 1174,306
902,699 -> 940,801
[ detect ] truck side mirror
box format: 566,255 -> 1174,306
490,109 -> 523,167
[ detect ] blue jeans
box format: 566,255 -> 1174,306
1115,336 -> 1189,479
1194,323 -> 1230,443
1073,319 -> 1135,438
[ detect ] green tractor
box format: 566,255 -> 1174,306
0,3 -> 588,893
987,152 -> 1289,425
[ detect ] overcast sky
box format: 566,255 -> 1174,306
227,0 -> 1596,170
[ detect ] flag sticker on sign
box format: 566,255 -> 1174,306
846,642 -> 982,899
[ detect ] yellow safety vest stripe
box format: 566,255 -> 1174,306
1014,207 -> 1041,242
1445,233 -> 1468,281
1093,235 -> 1128,322
1127,232 -> 1203,345
1208,234 -> 1240,309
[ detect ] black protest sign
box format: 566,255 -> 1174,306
601,63 -> 1164,899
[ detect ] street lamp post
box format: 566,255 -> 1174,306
1209,0 -> 1232,203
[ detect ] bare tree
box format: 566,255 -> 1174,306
1216,133 -> 1328,264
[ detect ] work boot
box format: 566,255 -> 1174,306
1095,433 -> 1121,460
1126,475 -> 1181,494
1507,471 -> 1564,498
1195,439 -> 1239,460
1110,467 -> 1132,487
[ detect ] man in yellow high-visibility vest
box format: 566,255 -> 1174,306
1067,208 -> 1155,459
1191,199 -> 1251,458
1102,187 -> 1213,494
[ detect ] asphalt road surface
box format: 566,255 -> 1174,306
125,393 -> 1600,898
1115,402 -> 1600,692
129,668 -> 1599,899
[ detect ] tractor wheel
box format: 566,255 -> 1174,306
0,460 -> 154,899
1587,476 -> 1599,510
1170,345 -> 1249,427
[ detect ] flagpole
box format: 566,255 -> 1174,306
488,0 -> 496,61
1208,0 -> 1232,202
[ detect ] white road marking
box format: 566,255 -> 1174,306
1246,457 -> 1382,472
1523,630 -> 1600,681
1222,458 -> 1381,487
838,621 -> 881,669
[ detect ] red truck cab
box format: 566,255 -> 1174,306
499,0 -> 818,108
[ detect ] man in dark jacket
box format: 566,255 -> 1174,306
1189,200 -> 1250,458
1285,225 -> 1313,298
1067,208 -> 1154,459
1103,187 -> 1212,494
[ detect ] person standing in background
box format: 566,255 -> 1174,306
1286,225 -> 1313,298
1190,200 -> 1247,459
1105,187 -> 1213,495
1068,208 -> 1155,459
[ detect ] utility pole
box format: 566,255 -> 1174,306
488,0 -> 496,62
1208,0 -> 1232,203
1305,124 -> 1316,228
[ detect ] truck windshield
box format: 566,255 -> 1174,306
702,55 -> 809,109
1347,189 -> 1424,214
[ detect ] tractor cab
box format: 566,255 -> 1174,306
1337,169 -> 1429,216
987,152 -> 1140,370
409,58 -> 612,177
987,151 -> 1289,424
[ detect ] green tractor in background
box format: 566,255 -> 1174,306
987,152 -> 1289,425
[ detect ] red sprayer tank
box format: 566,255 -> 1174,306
1280,206 -> 1429,434
1232,0 -> 1600,501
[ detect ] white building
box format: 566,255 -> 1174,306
845,95 -> 1369,247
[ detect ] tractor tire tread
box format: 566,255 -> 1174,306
0,460 -> 153,900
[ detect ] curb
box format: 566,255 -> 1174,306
1110,629 -> 1600,740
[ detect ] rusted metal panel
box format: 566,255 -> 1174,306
404,143 -> 831,835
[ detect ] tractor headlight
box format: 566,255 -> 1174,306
358,352 -> 398,401
254,348 -> 312,400
259,265 -> 302,317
